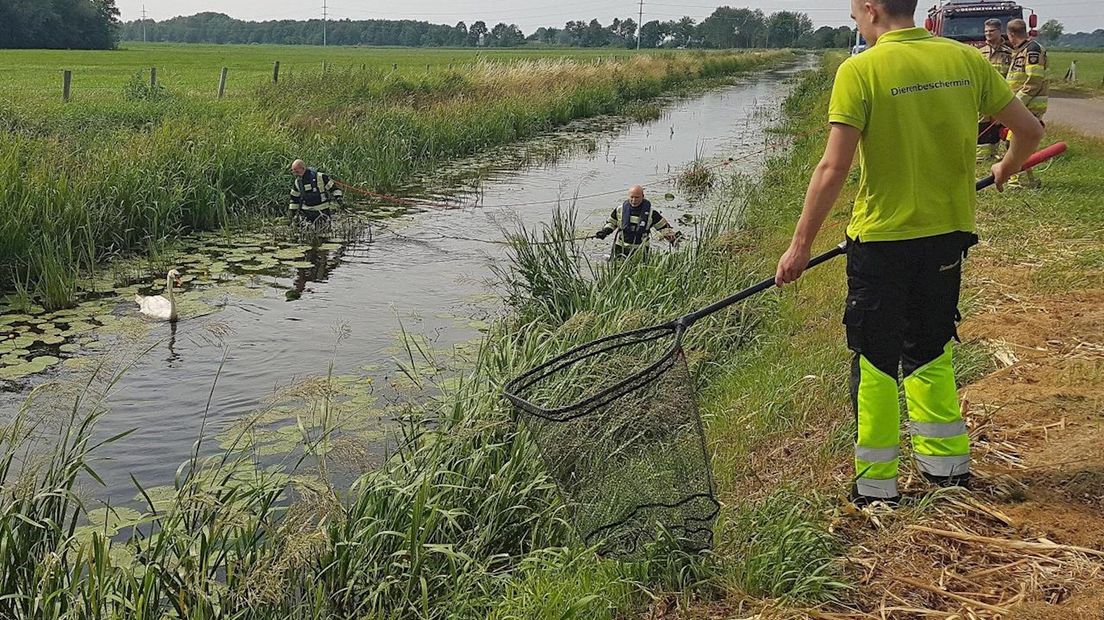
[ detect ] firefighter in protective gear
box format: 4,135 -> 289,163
290,159 -> 344,222
1005,19 -> 1048,189
774,0 -> 1043,506
977,19 -> 1013,162
595,185 -> 679,258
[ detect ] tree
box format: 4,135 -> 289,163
1039,19 -> 1063,44
0,0 -> 120,49
616,17 -> 637,47
638,20 -> 666,48
699,7 -> 765,48
765,11 -> 812,47
453,21 -> 468,46
582,18 -> 607,47
468,20 -> 487,46
672,16 -> 696,47
488,22 -> 523,47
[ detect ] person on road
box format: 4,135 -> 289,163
1005,18 -> 1049,188
774,0 -> 1044,506
595,185 -> 680,258
289,159 -> 343,222
977,18 -> 1013,162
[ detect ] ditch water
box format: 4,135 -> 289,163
0,58 -> 812,507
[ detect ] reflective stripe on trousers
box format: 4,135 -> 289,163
905,342 -> 970,477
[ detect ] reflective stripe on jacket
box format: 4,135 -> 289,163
1007,39 -> 1048,116
289,168 -> 344,211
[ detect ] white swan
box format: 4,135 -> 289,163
135,269 -> 182,321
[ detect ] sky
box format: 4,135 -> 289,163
116,0 -> 1104,34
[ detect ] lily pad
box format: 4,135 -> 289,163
59,343 -> 81,353
134,485 -> 179,512
87,506 -> 144,533
0,314 -> 32,326
287,261 -> 315,269
273,246 -> 312,260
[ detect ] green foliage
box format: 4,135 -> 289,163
123,70 -> 168,101
0,0 -> 119,49
717,490 -> 847,603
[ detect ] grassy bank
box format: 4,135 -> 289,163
0,49 -> 788,311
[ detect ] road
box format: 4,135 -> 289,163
1047,95 -> 1104,139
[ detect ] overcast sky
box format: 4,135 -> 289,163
117,1 -> 1104,34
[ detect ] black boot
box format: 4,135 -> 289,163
849,485 -> 900,508
922,471 -> 972,489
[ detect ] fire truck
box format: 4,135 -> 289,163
924,1 -> 1039,47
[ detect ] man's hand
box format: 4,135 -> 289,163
668,231 -> 684,247
990,160 -> 1014,192
775,242 -> 812,286
595,229 -> 611,240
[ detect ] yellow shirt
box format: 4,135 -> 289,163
829,27 -> 1015,242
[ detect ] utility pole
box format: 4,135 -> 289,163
637,0 -> 644,49
141,5 -> 147,42
322,0 -> 328,46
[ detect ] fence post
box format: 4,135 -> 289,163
322,61 -> 327,74
392,63 -> 397,71
150,67 -> 157,89
62,70 -> 72,102
217,67 -> 228,98
273,61 -> 280,84
426,63 -> 430,72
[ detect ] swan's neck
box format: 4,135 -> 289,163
165,275 -> 176,301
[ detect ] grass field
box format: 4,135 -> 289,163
0,43 -> 647,107
1049,50 -> 1104,92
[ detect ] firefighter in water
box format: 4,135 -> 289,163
1005,18 -> 1048,188
977,18 -> 1013,162
289,159 -> 344,222
774,0 -> 1043,505
594,185 -> 680,258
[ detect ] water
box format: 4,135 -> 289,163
0,59 -> 810,503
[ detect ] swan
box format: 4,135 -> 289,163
135,269 -> 183,321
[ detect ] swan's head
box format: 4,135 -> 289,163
168,269 -> 182,286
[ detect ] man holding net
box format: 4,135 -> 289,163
774,0 -> 1043,505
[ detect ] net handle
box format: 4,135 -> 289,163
676,241 -> 847,328
674,143 -> 1070,330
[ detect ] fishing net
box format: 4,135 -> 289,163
504,323 -> 719,558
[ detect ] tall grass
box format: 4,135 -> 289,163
0,51 -> 788,309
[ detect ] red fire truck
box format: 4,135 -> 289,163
925,1 -> 1039,47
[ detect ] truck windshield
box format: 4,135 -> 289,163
941,13 -> 1021,41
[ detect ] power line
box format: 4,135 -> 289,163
141,4 -> 147,42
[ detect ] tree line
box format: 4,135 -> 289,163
116,8 -> 856,49
0,0 -> 119,49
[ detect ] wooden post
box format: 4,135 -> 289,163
426,63 -> 430,72
392,63 -> 397,71
272,61 -> 280,84
150,67 -> 157,88
62,70 -> 71,102
217,67 -> 228,98
321,61 -> 327,74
